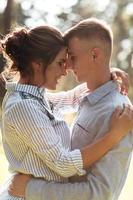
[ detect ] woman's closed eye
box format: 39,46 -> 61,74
57,60 -> 66,68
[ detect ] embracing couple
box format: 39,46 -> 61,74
0,18 -> 133,200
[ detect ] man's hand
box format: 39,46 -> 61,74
8,173 -> 32,198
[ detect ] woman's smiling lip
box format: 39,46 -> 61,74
55,77 -> 61,83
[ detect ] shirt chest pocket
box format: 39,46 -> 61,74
76,111 -> 97,134
71,117 -> 97,149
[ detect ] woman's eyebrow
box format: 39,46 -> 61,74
59,58 -> 66,62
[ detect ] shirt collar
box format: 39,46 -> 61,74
6,82 -> 46,99
86,81 -> 118,105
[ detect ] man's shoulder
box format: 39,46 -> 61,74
100,90 -> 132,108
110,91 -> 132,106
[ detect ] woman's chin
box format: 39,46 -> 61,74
47,85 -> 56,90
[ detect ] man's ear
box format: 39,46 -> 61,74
91,48 -> 100,60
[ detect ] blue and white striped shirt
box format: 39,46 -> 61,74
1,82 -> 88,182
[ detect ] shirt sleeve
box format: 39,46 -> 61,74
47,83 -> 89,113
7,99 -> 85,178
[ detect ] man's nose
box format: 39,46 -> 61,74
61,63 -> 67,76
66,58 -> 73,70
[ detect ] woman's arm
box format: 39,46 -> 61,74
47,83 -> 88,113
47,68 -> 129,112
9,100 -> 133,175
8,100 -> 85,178
81,104 -> 133,168
8,97 -> 133,178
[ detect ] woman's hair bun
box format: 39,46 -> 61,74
2,28 -> 28,62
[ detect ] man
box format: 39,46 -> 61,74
8,18 -> 133,200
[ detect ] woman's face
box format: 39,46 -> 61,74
44,48 -> 67,90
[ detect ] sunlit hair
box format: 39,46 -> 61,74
1,26 -> 65,78
64,18 -> 113,54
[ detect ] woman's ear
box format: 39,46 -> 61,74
31,59 -> 43,70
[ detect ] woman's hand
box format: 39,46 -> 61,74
111,67 -> 129,95
109,104 -> 133,141
8,173 -> 32,198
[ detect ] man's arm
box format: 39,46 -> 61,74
26,176 -> 110,200
25,136 -> 132,200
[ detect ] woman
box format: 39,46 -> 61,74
0,25 -> 133,199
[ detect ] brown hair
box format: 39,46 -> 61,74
1,26 -> 65,77
64,18 -> 113,53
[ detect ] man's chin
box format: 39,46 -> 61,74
75,76 -> 83,83
72,73 -> 83,83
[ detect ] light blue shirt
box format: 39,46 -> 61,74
26,81 -> 133,200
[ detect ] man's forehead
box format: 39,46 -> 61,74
67,37 -> 81,54
67,49 -> 73,55
68,37 -> 89,55
68,37 -> 81,47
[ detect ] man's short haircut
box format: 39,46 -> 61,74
64,18 -> 113,52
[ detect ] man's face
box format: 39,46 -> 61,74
68,37 -> 94,83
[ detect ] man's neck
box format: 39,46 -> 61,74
87,69 -> 111,91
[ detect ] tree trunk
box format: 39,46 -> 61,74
3,0 -> 14,34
